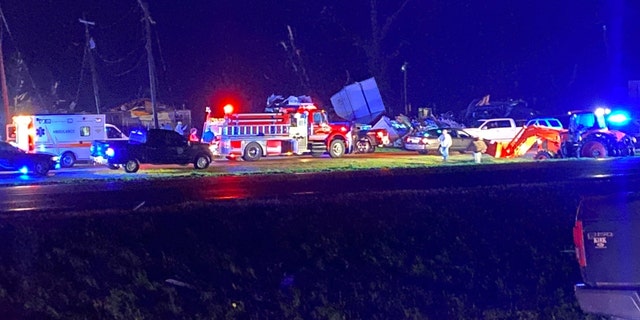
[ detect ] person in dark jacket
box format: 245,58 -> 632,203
470,137 -> 488,163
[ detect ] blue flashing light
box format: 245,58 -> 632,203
18,166 -> 29,175
608,112 -> 630,125
105,148 -> 115,157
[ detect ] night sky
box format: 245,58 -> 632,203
2,0 -> 640,119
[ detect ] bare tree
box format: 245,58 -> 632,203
280,25 -> 312,93
323,0 -> 411,112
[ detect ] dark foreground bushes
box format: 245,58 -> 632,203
0,184 -> 600,319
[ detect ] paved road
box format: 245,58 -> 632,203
2,154 -> 640,213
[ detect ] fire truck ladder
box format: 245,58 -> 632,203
222,113 -> 290,137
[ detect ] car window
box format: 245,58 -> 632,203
166,132 -> 185,146
425,129 -> 441,137
106,126 -> 122,139
549,120 -> 562,128
496,120 -> 512,128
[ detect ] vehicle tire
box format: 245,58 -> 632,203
365,137 -> 376,153
534,150 -> 553,160
124,159 -> 140,173
328,139 -> 345,158
580,140 -> 608,158
356,139 -> 373,153
107,163 -> 120,170
33,160 -> 50,176
60,152 -> 76,168
618,138 -> 635,157
242,142 -> 263,161
194,154 -> 210,169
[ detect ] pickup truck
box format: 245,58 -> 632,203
573,192 -> 640,319
92,129 -> 214,173
462,118 -> 522,142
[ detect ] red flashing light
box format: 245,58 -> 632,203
223,104 -> 234,115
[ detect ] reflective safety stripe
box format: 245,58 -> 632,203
265,140 -> 282,155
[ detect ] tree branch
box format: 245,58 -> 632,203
381,0 -> 411,40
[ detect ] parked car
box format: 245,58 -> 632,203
463,118 -> 522,142
525,117 -> 563,129
0,141 -> 59,176
404,128 -> 475,155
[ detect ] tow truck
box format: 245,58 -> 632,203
488,108 -> 636,159
203,101 -> 353,161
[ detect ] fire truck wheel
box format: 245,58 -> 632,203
194,155 -> 210,169
242,142 -> 263,161
33,160 -> 50,176
60,152 -> 76,168
580,140 -> 607,158
329,139 -> 345,158
124,159 -> 140,173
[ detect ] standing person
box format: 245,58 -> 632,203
188,128 -> 199,142
174,121 -> 187,136
470,137 -> 488,163
437,129 -> 452,162
202,128 -> 215,143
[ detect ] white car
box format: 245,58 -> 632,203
525,117 -> 563,129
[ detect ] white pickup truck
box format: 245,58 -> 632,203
463,118 -> 522,142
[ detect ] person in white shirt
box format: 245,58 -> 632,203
437,129 -> 453,162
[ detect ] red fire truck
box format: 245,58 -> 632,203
203,103 -> 352,161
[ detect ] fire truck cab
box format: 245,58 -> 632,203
203,103 -> 351,161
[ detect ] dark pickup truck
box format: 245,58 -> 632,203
91,129 -> 214,173
573,192 -> 640,319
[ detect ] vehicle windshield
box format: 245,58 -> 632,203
312,111 -> 329,125
471,120 -> 486,128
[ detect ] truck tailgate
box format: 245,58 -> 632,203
577,193 -> 640,286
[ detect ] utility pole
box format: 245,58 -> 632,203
401,62 -> 408,115
0,7 -> 10,139
137,0 -> 159,129
79,17 -> 101,114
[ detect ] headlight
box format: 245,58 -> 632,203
105,148 -> 115,157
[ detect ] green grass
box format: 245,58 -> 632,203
0,183 -> 600,319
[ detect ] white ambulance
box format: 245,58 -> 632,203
7,114 -> 127,168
